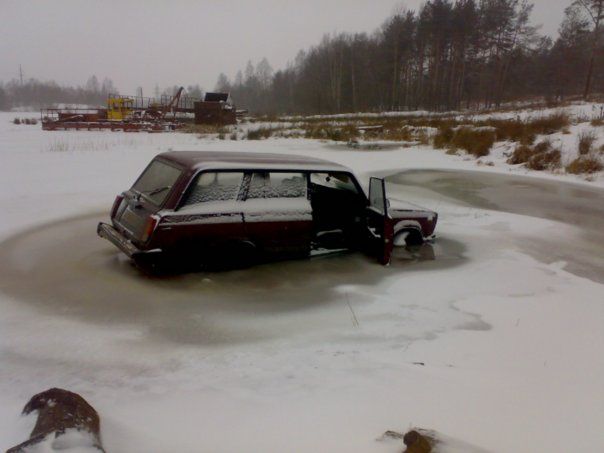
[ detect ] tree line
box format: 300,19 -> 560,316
216,0 -> 604,114
0,76 -> 118,111
0,76 -> 205,111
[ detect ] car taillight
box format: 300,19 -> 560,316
110,194 -> 124,219
141,215 -> 159,242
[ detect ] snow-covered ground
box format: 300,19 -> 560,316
1,111 -> 603,452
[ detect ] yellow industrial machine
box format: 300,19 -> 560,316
107,96 -> 134,120
41,89 -> 195,131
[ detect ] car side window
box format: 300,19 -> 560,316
247,172 -> 307,199
182,171 -> 244,207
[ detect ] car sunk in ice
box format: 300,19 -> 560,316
97,151 -> 437,269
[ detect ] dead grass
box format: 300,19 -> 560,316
486,119 -> 535,145
248,114 -> 280,123
246,126 -> 275,140
508,144 -> 535,164
45,137 -> 141,152
433,126 -> 455,149
433,126 -> 496,157
379,126 -> 414,141
15,117 -> 38,125
274,129 -> 304,139
47,139 -> 70,152
416,129 -> 431,145
181,124 -> 224,135
566,156 -> 604,174
507,140 -> 561,170
527,113 -> 570,135
527,148 -> 561,171
591,118 -> 604,127
432,113 -> 568,156
480,113 -> 569,145
295,119 -> 432,143
303,124 -> 359,141
180,109 -> 573,156
578,130 -> 597,155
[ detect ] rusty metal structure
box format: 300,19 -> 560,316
41,87 -> 203,132
40,108 -> 183,132
194,92 -> 237,125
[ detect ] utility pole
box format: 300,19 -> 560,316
19,65 -> 24,85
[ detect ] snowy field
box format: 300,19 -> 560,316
0,110 -> 603,452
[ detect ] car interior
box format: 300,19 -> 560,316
308,172 -> 367,250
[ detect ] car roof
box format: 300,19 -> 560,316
157,151 -> 352,173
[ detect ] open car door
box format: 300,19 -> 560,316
365,177 -> 394,265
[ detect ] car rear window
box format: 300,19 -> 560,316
133,160 -> 182,206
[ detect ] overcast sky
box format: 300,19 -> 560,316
1,0 -> 572,95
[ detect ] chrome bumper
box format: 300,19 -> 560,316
97,222 -> 142,258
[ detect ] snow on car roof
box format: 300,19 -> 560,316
157,151 -> 352,173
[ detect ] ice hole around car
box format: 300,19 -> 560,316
98,151 -> 438,271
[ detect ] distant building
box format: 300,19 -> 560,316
194,92 -> 236,125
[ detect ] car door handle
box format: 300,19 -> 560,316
368,227 -> 381,238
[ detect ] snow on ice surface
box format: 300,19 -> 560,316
283,100 -> 604,123
19,428 -> 101,453
0,111 -> 603,452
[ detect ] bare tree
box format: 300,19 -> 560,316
215,73 -> 230,92
85,75 -> 99,94
574,0 -> 604,98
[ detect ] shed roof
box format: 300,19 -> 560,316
204,92 -> 230,102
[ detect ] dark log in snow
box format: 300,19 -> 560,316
6,388 -> 104,453
403,429 -> 433,453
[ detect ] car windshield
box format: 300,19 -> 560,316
132,160 -> 182,206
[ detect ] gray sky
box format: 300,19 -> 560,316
1,0 -> 571,95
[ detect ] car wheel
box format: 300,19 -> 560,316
394,229 -> 423,247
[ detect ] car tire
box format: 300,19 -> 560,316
394,229 -> 423,247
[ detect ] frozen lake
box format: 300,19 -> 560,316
386,169 -> 604,284
1,170 -> 602,349
1,117 -> 603,452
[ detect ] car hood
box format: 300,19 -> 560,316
388,198 -> 436,219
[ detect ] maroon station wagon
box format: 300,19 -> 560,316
97,151 -> 437,268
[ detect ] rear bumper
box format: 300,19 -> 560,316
97,222 -> 142,258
